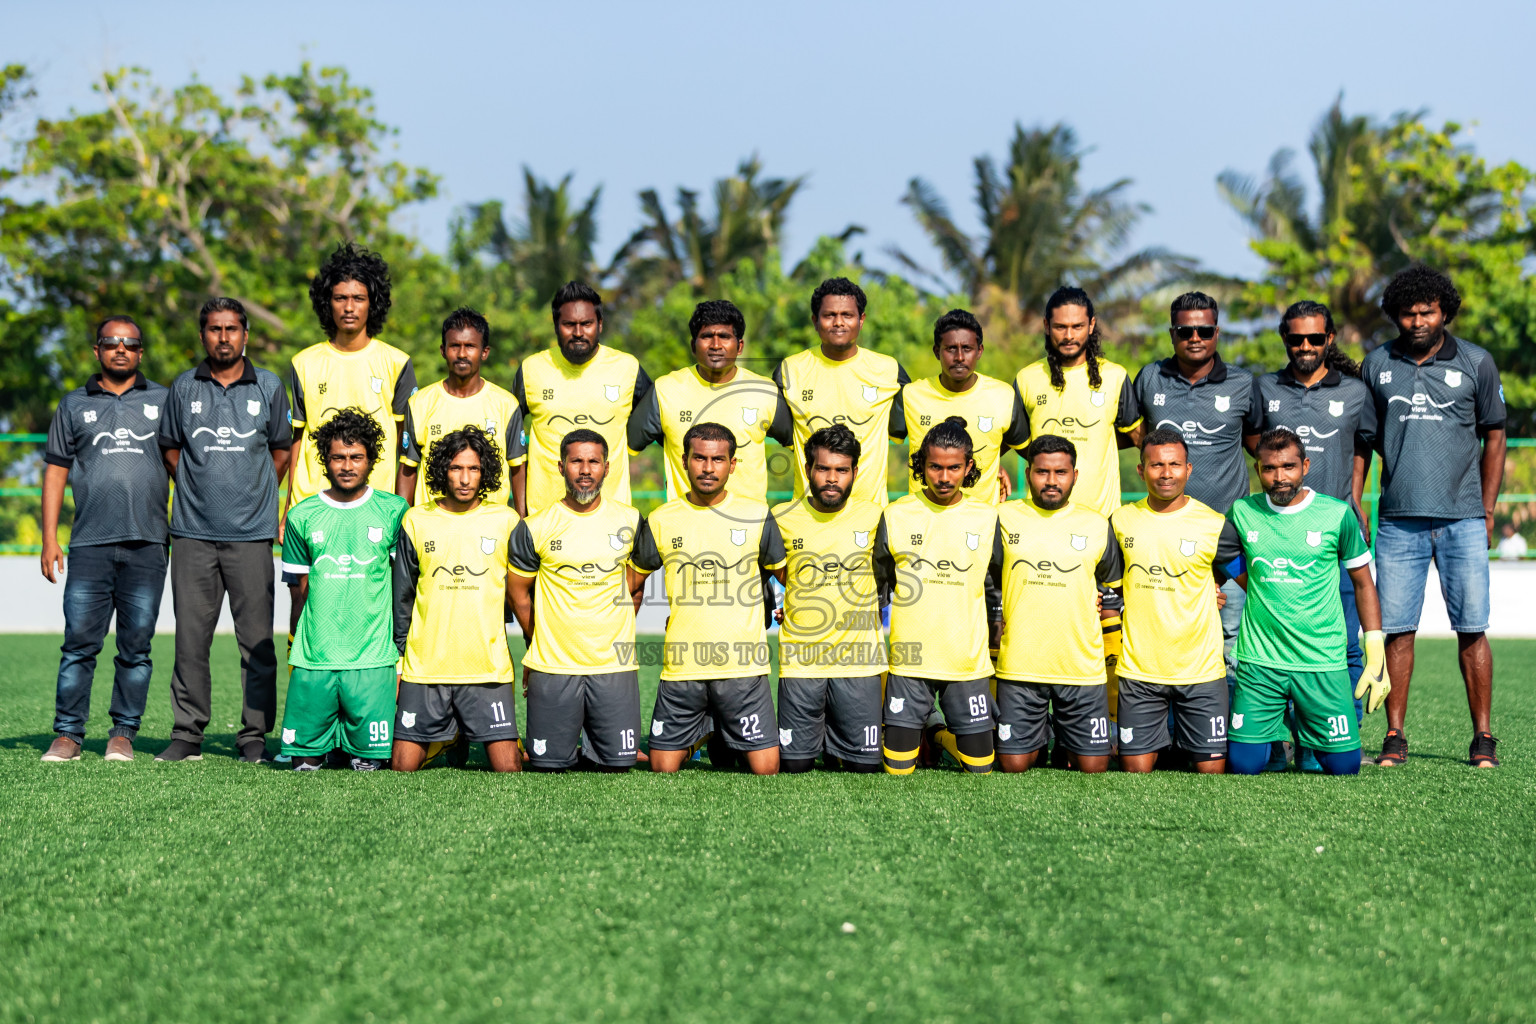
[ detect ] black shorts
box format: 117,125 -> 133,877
776,675 -> 883,764
650,675 -> 777,752
994,681 -> 1111,756
524,670 -> 641,768
883,674 -> 994,735
395,682 -> 519,744
1115,676 -> 1228,756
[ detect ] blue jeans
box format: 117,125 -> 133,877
55,541 -> 168,741
1375,516 -> 1491,634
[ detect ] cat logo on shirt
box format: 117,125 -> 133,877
977,416 -> 993,432
965,532 -> 979,551
369,376 -> 384,394
1329,400 -> 1345,417
480,536 -> 497,555
730,529 -> 747,546
741,407 -> 758,425
604,384 -> 621,402
1070,534 -> 1088,551
1214,395 -> 1230,412
861,385 -> 878,402
1179,538 -> 1197,557
853,531 -> 869,549
1090,391 -> 1106,408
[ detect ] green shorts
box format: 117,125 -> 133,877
1231,662 -> 1358,752
280,665 -> 397,759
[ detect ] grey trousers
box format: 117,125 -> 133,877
169,538 -> 277,746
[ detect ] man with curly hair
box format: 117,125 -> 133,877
278,408 -> 409,771
392,426 -> 523,772
284,243 -> 417,532
1362,265 -> 1507,768
875,417 -> 999,775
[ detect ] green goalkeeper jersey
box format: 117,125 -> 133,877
1227,489 -> 1373,672
281,487 -> 410,670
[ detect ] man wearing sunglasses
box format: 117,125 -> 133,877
39,317 -> 171,763
1245,301 -> 1377,772
1132,292 -> 1261,754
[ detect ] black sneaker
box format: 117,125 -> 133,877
154,739 -> 203,762
238,740 -> 270,764
1377,729 -> 1408,767
1469,732 -> 1500,768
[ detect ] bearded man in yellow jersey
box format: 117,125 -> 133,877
992,435 -> 1123,773
513,282 -> 651,516
629,422 -> 788,775
894,309 -> 1029,504
397,307 -> 526,507
1015,287 -> 1143,719
1110,429 -> 1244,774
508,428 -> 645,772
629,299 -> 792,503
774,278 -> 909,508
285,243 -> 417,537
877,417 -> 1000,775
772,424 -> 889,773
391,426 -> 522,773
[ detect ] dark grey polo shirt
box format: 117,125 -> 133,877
1250,367 -> 1377,503
160,358 -> 292,542
1132,355 -> 1260,514
1361,334 -> 1505,521
44,373 -> 170,547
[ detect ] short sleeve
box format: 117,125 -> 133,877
399,402 -> 422,467
1474,352 -> 1507,431
1355,385 -> 1378,452
888,387 -> 908,441
759,514 -> 787,571
630,517 -> 663,572
281,514 -> 311,576
1241,376 -> 1263,433
507,519 -> 540,576
1001,385 -> 1031,450
289,364 -> 307,428
767,391 -> 793,447
504,404 -> 527,464
872,514 -> 896,596
626,386 -> 663,456
771,361 -> 787,393
632,363 -> 653,412
1215,518 -> 1245,582
392,360 -> 417,419
1115,375 -> 1140,431
510,366 -> 528,413
990,521 -> 1005,576
1096,521 -> 1124,586
1338,508 -> 1372,569
158,384 -> 186,449
43,402 -> 75,468
267,378 -> 293,449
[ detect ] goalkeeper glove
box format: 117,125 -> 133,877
1355,629 -> 1391,714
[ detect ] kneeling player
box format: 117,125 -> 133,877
508,429 -> 644,771
392,426 -> 522,773
1111,429 -> 1244,773
280,409 -> 410,770
773,425 -> 887,773
1226,429 -> 1389,775
630,422 -> 787,775
877,417 -> 999,775
992,435 -> 1122,772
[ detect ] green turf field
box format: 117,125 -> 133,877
1,634 -> 1533,1024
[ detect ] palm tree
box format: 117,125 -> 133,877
891,122 -> 1190,332
607,155 -> 805,301
452,168 -> 601,302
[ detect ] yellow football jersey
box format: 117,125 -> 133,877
774,347 -> 909,507
628,364 -> 792,503
632,491 -> 788,681
395,501 -> 520,684
772,496 -> 888,678
994,499 -> 1122,685
401,380 -> 527,506
289,338 -> 416,505
897,373 -> 1029,505
513,344 -> 650,515
1014,358 -> 1140,518
877,492 -> 997,681
1111,497 -> 1242,686
508,497 -> 641,675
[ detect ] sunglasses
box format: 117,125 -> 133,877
96,336 -> 144,352
1172,325 -> 1217,341
1282,332 -> 1329,348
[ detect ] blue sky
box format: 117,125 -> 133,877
10,0 -> 1535,284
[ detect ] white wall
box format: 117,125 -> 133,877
0,555 -> 1530,638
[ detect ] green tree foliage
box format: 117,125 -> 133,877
450,168 -> 601,309
892,122 -> 1193,344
